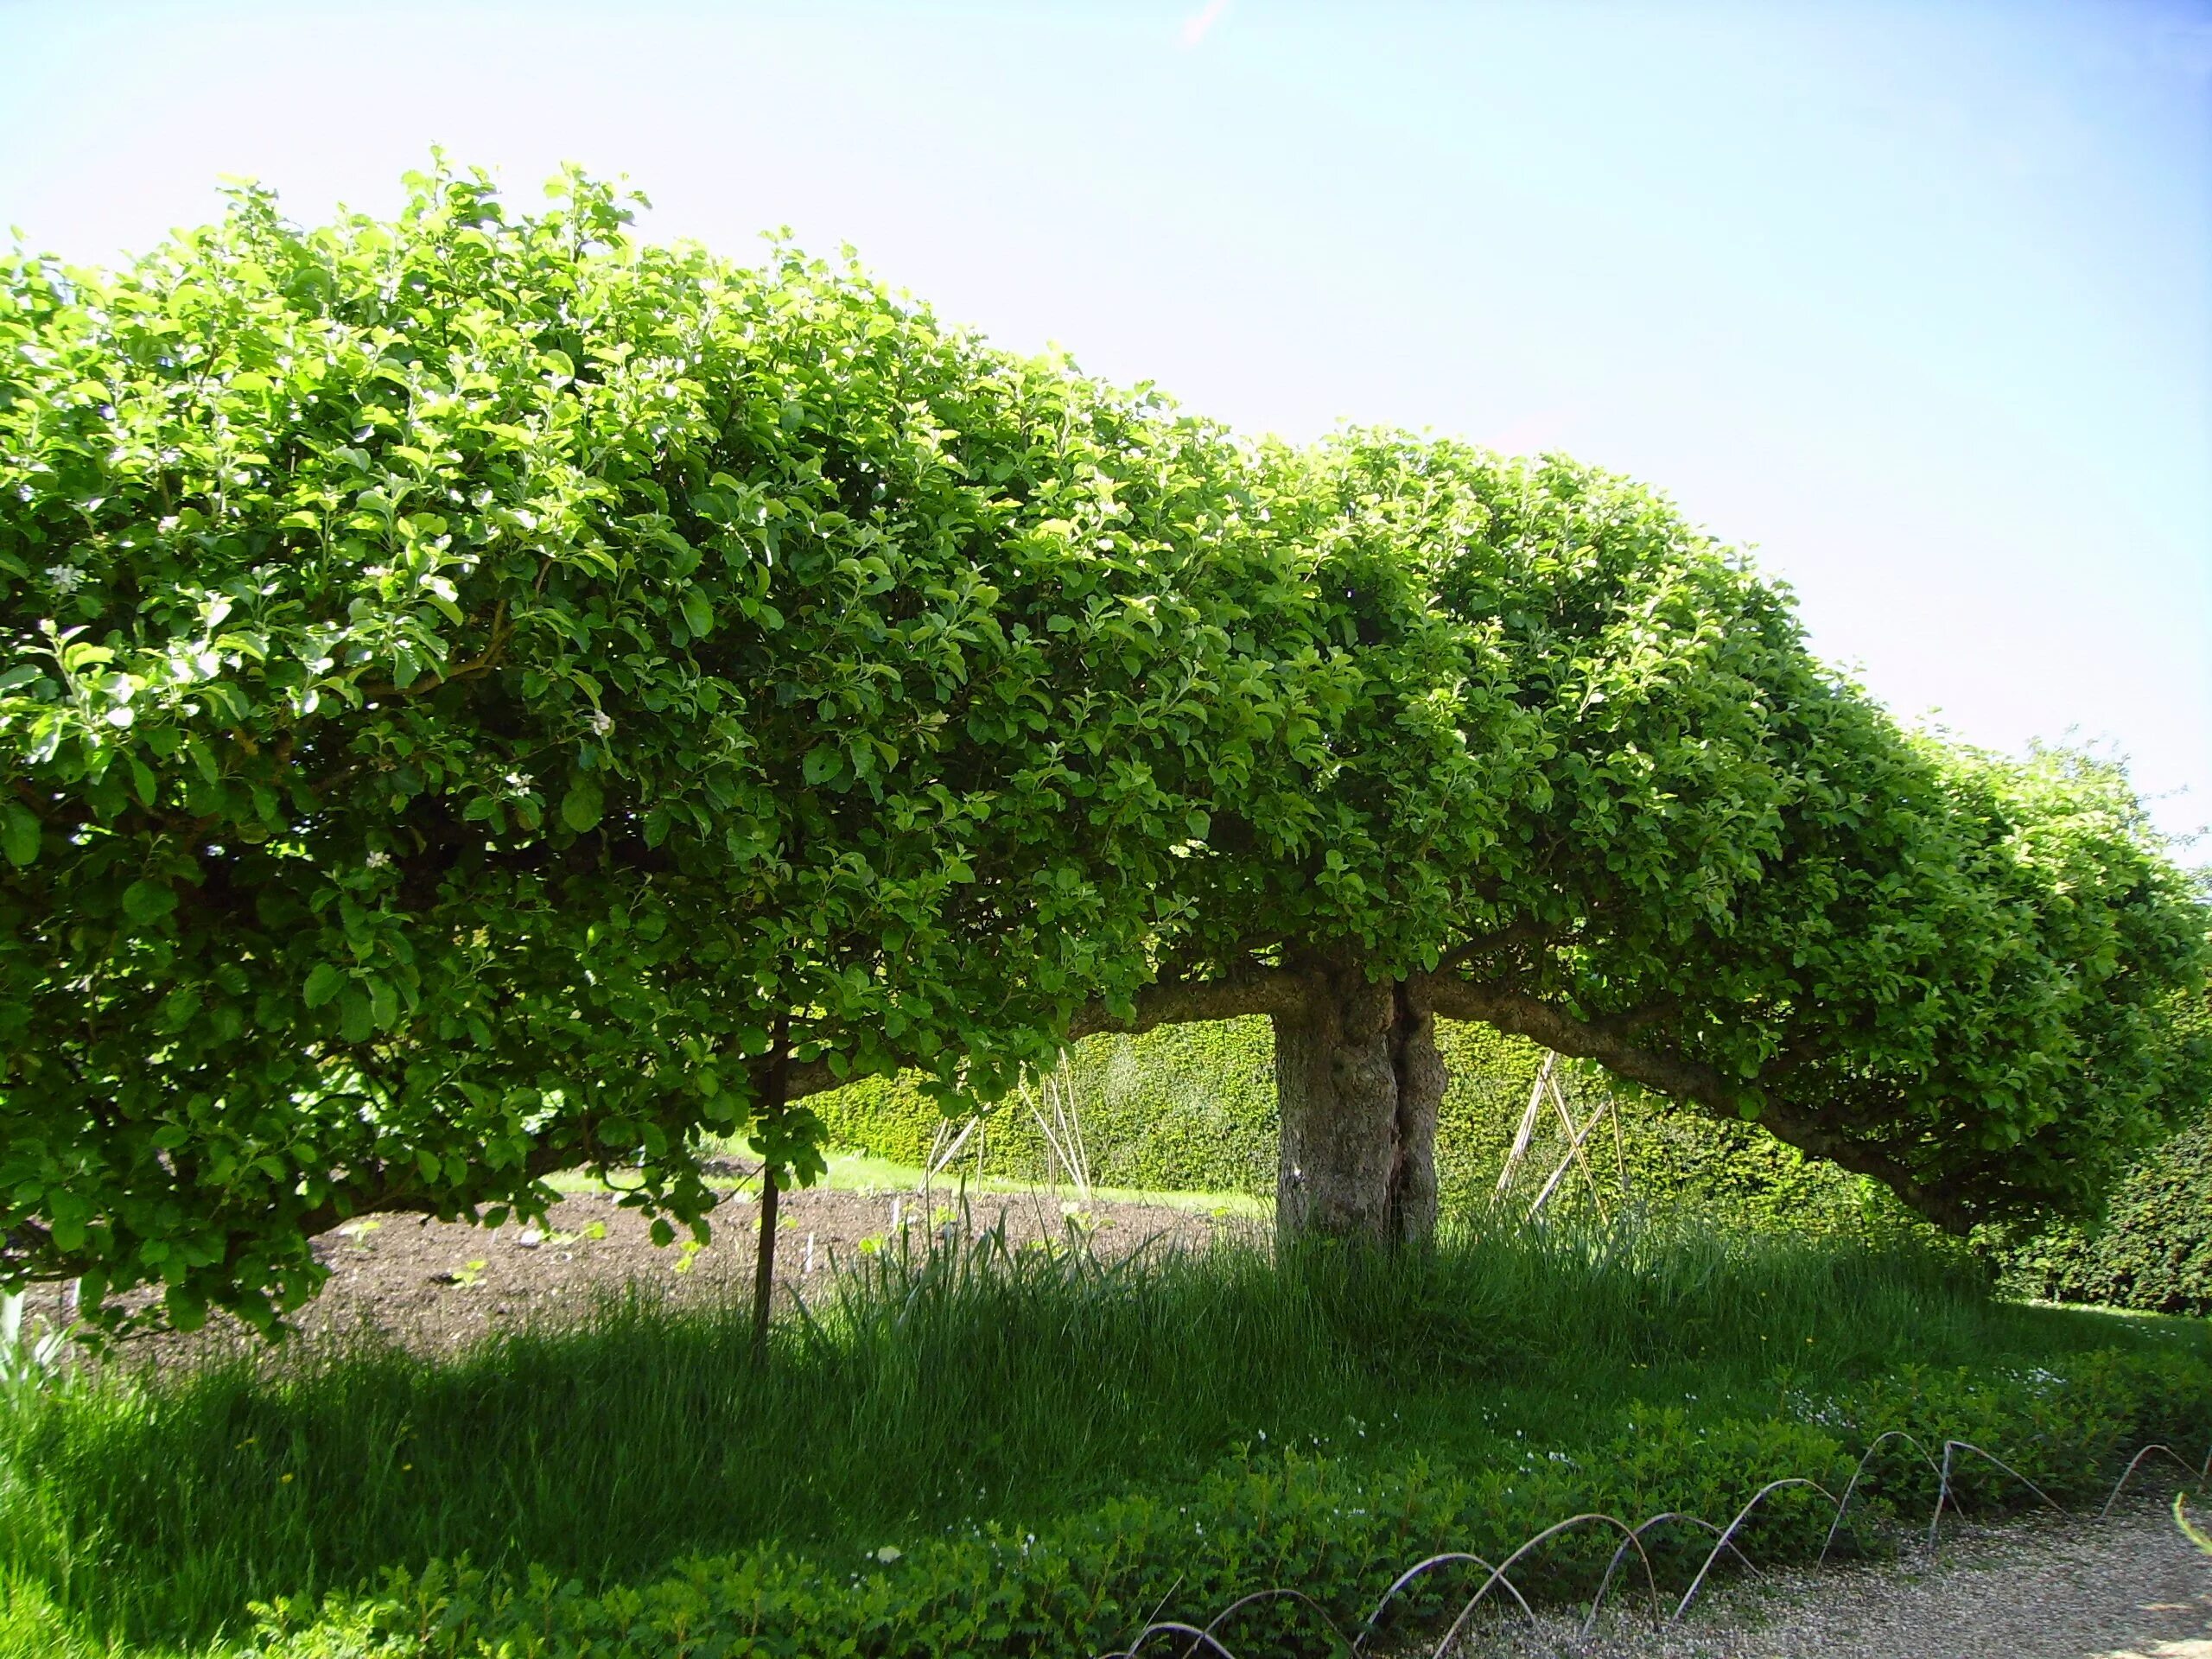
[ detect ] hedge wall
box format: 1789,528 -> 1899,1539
811,1022 -> 2212,1305
808,1018 -> 1902,1235
1996,1115 -> 2212,1316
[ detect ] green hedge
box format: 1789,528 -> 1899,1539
241,1346 -> 2212,1658
1998,1115 -> 2212,1315
810,1019 -> 1900,1235
810,1019 -> 1285,1196
820,1024 -> 2212,1317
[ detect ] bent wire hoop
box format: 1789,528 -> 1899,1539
1929,1440 -> 2063,1545
1111,1619 -> 1240,1659
1822,1430 -> 1942,1562
1201,1586 -> 1356,1655
1672,1478 -> 1838,1622
1586,1510 -> 1754,1637
2099,1443 -> 2209,1519
1426,1513 -> 1662,1658
1357,1551 -> 1541,1653
1091,1434 -> 2212,1659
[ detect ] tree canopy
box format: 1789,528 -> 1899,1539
1117,434 -> 2211,1232
4,167 -> 2205,1334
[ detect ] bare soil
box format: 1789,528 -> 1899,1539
16,1179 -> 1255,1367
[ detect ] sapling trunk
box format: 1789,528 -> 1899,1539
750,1166 -> 779,1361
749,1012 -> 791,1361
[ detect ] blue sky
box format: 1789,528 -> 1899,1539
6,0 -> 2208,853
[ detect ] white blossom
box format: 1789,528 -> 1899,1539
588,709 -> 614,737
364,849 -> 391,870
46,564 -> 84,594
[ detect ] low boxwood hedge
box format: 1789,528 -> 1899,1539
242,1345 -> 2212,1658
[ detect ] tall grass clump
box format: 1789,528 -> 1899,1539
2,1211 -> 2201,1650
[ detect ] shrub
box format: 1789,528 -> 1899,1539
1996,1113 -> 2212,1315
230,1345 -> 2212,1659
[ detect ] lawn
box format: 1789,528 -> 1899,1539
3,1211 -> 2206,1657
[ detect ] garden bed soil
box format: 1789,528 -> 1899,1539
19,1180 -> 1256,1367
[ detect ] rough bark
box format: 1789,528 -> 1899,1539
1389,977 -> 1446,1243
1065,969 -> 1313,1043
1419,974 -> 1975,1235
1273,964 -> 1445,1248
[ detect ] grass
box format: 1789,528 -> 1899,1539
2,1211 -> 2205,1656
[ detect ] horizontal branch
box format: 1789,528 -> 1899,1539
353,601 -> 512,702
1418,974 -> 1974,1235
1438,918 -> 1567,975
779,1054 -> 842,1103
747,972 -> 1311,1128
1067,968 -> 1313,1043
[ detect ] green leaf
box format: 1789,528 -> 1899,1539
561,779 -> 605,833
158,985 -> 204,1030
122,879 -> 177,924
0,804 -> 39,868
163,1285 -> 209,1332
679,588 -> 715,639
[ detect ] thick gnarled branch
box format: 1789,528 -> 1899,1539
750,969 -> 1312,1115
1418,974 -> 1975,1235
1067,968 -> 1313,1042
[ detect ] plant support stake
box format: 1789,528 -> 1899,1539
751,1011 -> 791,1361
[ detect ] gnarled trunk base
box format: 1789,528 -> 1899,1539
1274,969 -> 1444,1248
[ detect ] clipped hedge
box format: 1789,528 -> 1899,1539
810,1019 -> 1286,1195
1998,1115 -> 2212,1316
241,1346 -> 2212,1659
811,1019 -> 1898,1234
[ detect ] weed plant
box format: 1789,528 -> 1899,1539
1,1211 -> 2202,1653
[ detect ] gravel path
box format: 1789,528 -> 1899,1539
1451,1498 -> 2212,1659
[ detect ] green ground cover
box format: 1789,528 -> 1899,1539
3,1217 -> 2206,1658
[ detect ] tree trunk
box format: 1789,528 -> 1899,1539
750,1011 -> 791,1362
1273,967 -> 1445,1248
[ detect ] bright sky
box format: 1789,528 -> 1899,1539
7,0 -> 2209,855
